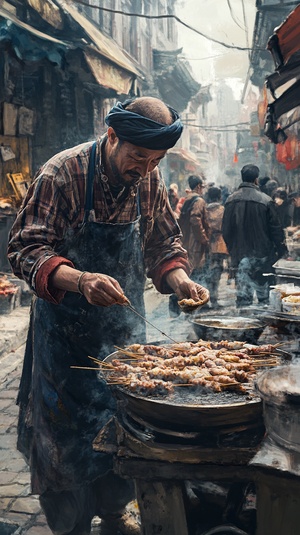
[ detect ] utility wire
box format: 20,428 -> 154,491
241,0 -> 250,61
182,52 -> 232,61
183,121 -> 249,128
182,122 -> 250,132
226,0 -> 245,31
73,0 -> 261,52
182,125 -> 250,131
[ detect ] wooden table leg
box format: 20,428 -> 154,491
135,479 -> 189,535
256,475 -> 300,535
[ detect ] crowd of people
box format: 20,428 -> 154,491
168,164 -> 299,310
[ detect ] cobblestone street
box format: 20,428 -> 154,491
0,281 -> 231,534
0,307 -> 53,535
0,275 -> 298,534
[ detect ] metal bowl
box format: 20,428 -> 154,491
256,364 -> 300,452
190,316 -> 265,344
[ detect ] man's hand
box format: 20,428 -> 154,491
79,272 -> 129,306
50,265 -> 128,307
165,268 -> 209,302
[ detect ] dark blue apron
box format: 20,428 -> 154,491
17,142 -> 146,494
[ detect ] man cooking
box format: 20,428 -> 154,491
7,96 -> 208,535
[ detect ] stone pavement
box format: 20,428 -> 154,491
0,275 -> 298,534
0,306 -> 54,535
0,289 -> 194,535
0,284 -> 209,535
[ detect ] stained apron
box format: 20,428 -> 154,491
17,141 -> 146,494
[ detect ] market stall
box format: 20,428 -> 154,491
90,338 -> 300,535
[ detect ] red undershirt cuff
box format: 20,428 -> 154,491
150,257 -> 190,294
35,256 -> 75,304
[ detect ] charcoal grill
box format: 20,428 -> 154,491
93,346 -> 300,535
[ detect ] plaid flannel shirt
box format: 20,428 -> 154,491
8,136 -> 189,303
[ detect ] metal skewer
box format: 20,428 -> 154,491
125,302 -> 178,344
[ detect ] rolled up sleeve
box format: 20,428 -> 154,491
7,167 -> 78,302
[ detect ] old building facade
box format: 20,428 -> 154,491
0,0 -> 200,195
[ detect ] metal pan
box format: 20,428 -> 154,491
189,316 -> 265,343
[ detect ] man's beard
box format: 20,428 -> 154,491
110,159 -> 141,187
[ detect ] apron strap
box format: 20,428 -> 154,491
83,140 -> 142,223
84,141 -> 97,222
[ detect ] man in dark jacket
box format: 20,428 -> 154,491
222,164 -> 288,308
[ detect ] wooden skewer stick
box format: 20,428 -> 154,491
71,365 -> 99,371
87,355 -> 102,364
251,362 -> 278,366
107,380 -> 131,385
259,364 -> 280,368
255,365 -> 277,369
221,382 -> 240,386
173,383 -> 195,387
86,356 -> 115,369
107,382 -> 130,386
112,358 -> 142,362
114,346 -> 144,359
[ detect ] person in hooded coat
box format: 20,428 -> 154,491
7,96 -> 208,535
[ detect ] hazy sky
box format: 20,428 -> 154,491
175,0 -> 256,93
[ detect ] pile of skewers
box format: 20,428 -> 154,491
73,340 -> 287,397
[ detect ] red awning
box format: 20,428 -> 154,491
267,4 -> 300,67
167,148 -> 201,166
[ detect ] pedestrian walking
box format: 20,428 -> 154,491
203,186 -> 228,308
178,174 -> 210,281
167,182 -> 180,215
273,188 -> 293,228
222,164 -> 288,308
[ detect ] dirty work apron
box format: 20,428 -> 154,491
17,142 -> 146,495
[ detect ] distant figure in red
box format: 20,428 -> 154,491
167,182 -> 180,214
178,174 -> 210,281
204,186 -> 228,308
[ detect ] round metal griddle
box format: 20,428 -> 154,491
103,349 -> 266,432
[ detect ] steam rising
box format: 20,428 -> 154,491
256,364 -> 300,403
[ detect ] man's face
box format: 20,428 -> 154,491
195,184 -> 204,196
293,196 -> 300,208
106,128 -> 167,186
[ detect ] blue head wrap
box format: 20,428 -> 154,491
105,100 -> 183,150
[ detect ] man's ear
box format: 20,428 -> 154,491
254,177 -> 259,185
107,127 -> 119,146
